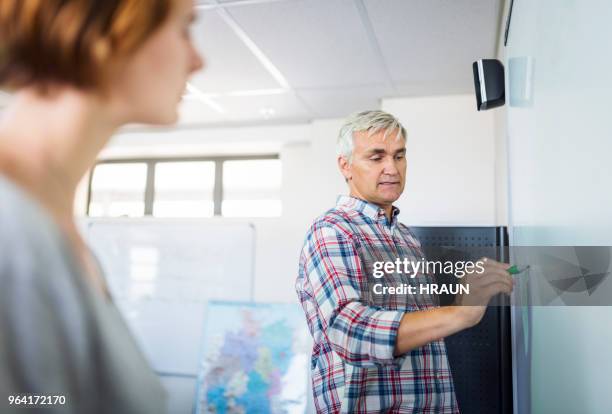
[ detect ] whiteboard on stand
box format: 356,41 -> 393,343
82,218 -> 255,413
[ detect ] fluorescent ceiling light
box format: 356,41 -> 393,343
195,0 -> 294,11
185,82 -> 226,114
187,88 -> 288,99
226,88 -> 288,97
214,6 -> 291,89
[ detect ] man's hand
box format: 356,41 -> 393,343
455,257 -> 514,327
394,258 -> 514,356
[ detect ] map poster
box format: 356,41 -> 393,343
195,301 -> 311,413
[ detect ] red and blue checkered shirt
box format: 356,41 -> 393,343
296,196 -> 459,413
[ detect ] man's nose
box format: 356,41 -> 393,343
382,156 -> 400,175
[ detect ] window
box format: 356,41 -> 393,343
153,161 -> 215,217
222,159 -> 282,217
87,155 -> 281,218
89,163 -> 147,217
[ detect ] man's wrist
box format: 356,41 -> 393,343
450,306 -> 478,330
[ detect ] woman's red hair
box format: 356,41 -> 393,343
0,0 -> 172,90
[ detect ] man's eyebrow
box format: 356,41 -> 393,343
365,148 -> 406,155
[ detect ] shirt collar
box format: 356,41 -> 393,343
336,195 -> 400,224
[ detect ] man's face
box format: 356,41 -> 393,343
339,128 -> 407,208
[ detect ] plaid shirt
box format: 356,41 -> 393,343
296,196 -> 459,413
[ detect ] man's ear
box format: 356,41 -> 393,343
338,156 -> 351,182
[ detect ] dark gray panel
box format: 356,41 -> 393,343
410,226 -> 512,414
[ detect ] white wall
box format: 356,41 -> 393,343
79,94 -> 502,302
383,95 -> 498,226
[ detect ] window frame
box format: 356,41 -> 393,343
86,154 -> 280,217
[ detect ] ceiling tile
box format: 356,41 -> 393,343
212,91 -> 312,123
225,0 -> 387,89
393,80 -> 473,97
295,84 -> 393,118
364,0 -> 501,88
189,8 -> 282,93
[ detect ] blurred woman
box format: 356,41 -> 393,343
0,1 -> 203,412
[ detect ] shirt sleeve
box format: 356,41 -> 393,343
300,223 -> 404,367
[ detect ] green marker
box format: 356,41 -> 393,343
508,265 -> 530,275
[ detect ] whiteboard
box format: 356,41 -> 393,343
82,218 -> 255,378
506,1 -> 612,413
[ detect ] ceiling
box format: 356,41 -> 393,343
0,0 -> 504,128
180,0 -> 503,127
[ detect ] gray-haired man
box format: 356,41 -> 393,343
295,110 -> 513,413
